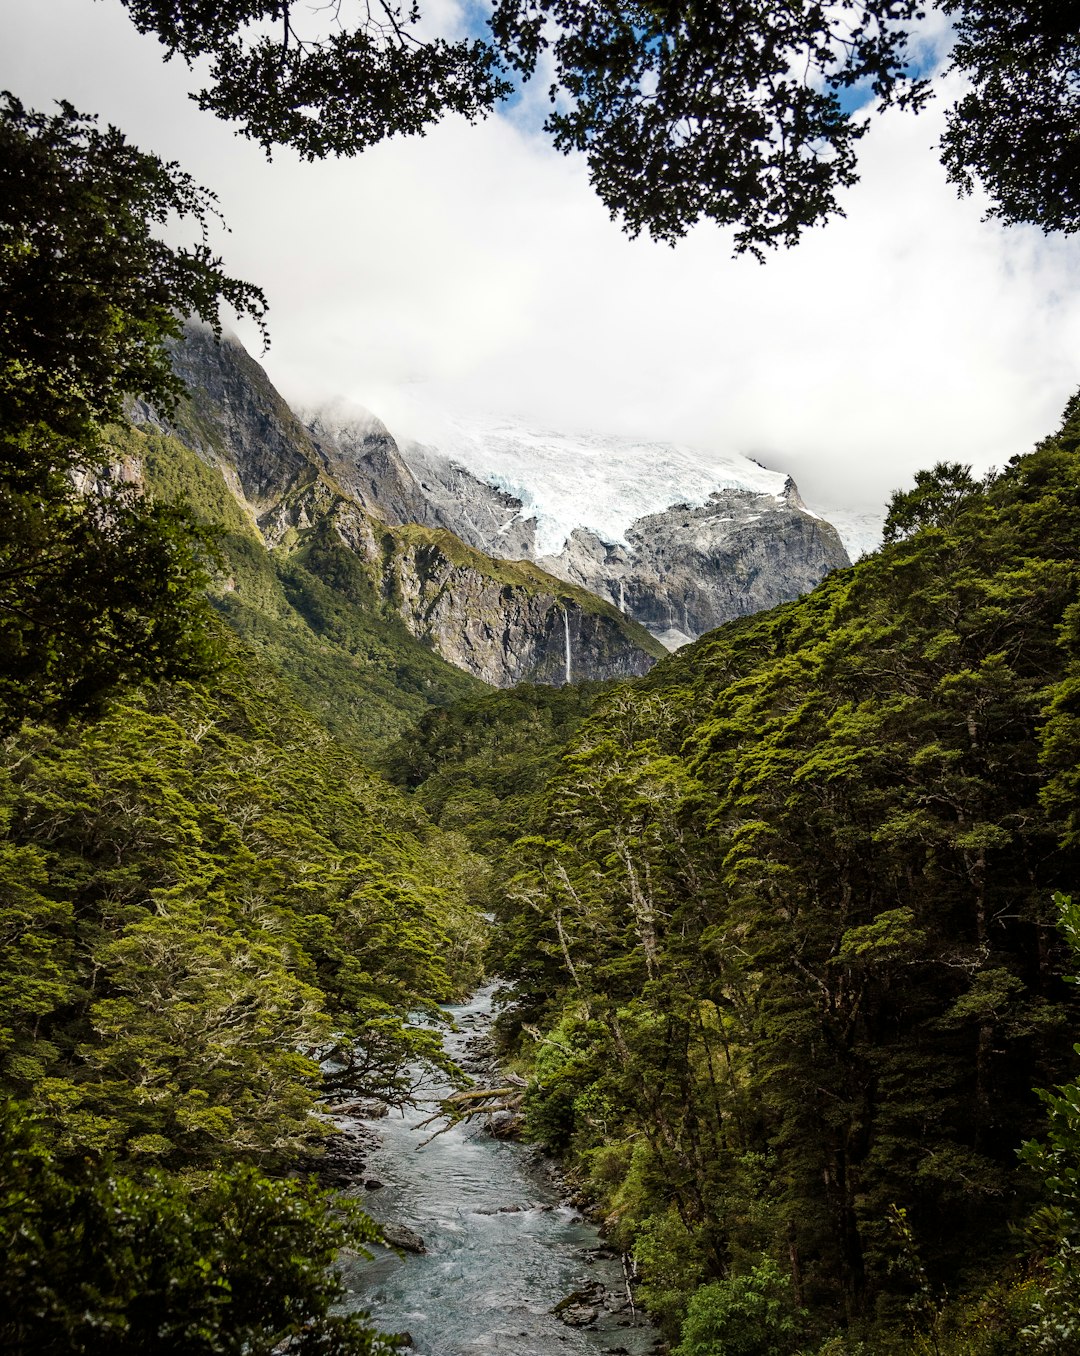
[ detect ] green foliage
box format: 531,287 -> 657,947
1019,893 -> 1080,1351
112,3 -> 1080,250
0,1101 -> 393,1355
0,94 -> 264,444
385,682 -> 609,854
491,0 -> 926,252
940,0 -> 1080,235
633,1206 -> 710,1334
674,1259 -> 805,1356
118,0 -> 510,159
0,459 -> 223,732
882,462 -> 990,543
0,631 -> 485,1163
0,95 -> 265,728
488,393 -> 1080,1347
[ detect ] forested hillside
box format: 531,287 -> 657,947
7,8 -> 1080,1352
397,400 -> 1080,1353
0,613 -> 492,1349
117,416 -> 487,757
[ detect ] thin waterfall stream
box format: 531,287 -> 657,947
336,985 -> 657,1356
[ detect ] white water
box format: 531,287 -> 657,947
338,987 -> 654,1356
563,609 -> 572,686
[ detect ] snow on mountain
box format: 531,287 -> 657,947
398,410 -> 792,557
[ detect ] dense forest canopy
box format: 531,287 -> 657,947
393,404 -> 1080,1352
0,96 -> 481,1346
0,614 -> 486,1349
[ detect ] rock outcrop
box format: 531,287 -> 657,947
301,406 -> 540,559
142,326 -> 661,686
378,428 -> 850,650
159,322 -> 318,513
540,481 -> 850,647
397,439 -> 539,559
146,325 -> 850,680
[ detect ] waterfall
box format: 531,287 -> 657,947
562,606 -> 572,685
618,580 -> 625,613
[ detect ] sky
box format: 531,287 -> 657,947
5,0 -> 1080,517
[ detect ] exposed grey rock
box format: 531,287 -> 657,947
163,323 -> 319,513
400,440 -> 539,559
152,326 -> 847,683
554,1281 -> 607,1326
385,549 -> 658,686
304,405 -> 433,526
324,499 -> 660,686
141,326 -> 660,687
392,434 -> 850,649
381,1223 -> 426,1254
539,480 -> 850,646
303,411 -> 542,558
485,1110 -> 525,1139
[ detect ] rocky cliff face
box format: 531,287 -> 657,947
382,529 -> 654,687
539,481 -> 850,647
301,410 -> 541,560
297,397 -> 853,652
377,432 -> 851,650
141,327 -> 660,686
161,323 -> 318,514
398,439 -> 539,560
303,405 -> 433,526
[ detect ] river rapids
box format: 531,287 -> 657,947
336,985 -> 658,1356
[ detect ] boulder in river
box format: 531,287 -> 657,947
485,1109 -> 525,1139
327,1097 -> 391,1117
381,1223 -> 427,1255
553,1280 -> 606,1326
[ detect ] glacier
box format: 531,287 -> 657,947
396,410 -> 794,558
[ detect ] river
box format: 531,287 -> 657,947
337,985 -> 658,1356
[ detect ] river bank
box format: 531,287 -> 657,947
330,985 -> 660,1356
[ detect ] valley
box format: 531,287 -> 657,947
5,11 -> 1080,1352
4,322 -> 1080,1356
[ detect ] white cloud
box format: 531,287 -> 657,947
3,0 -> 1079,515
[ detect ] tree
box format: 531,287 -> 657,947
881,462 -> 989,543
0,94 -> 267,727
0,94 -> 265,446
112,1 -> 1080,252
0,1101 -> 394,1356
1020,894 -> 1080,1351
673,1258 -> 805,1356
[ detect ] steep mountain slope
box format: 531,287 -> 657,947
128,327 -> 662,717
109,417 -> 480,758
309,405 -> 851,649
537,478 -> 849,647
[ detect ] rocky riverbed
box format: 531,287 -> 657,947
328,985 -> 661,1356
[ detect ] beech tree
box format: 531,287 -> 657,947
0,1103 -> 392,1356
113,0 -> 1080,252
466,397 -> 1080,1346
0,95 -> 266,727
